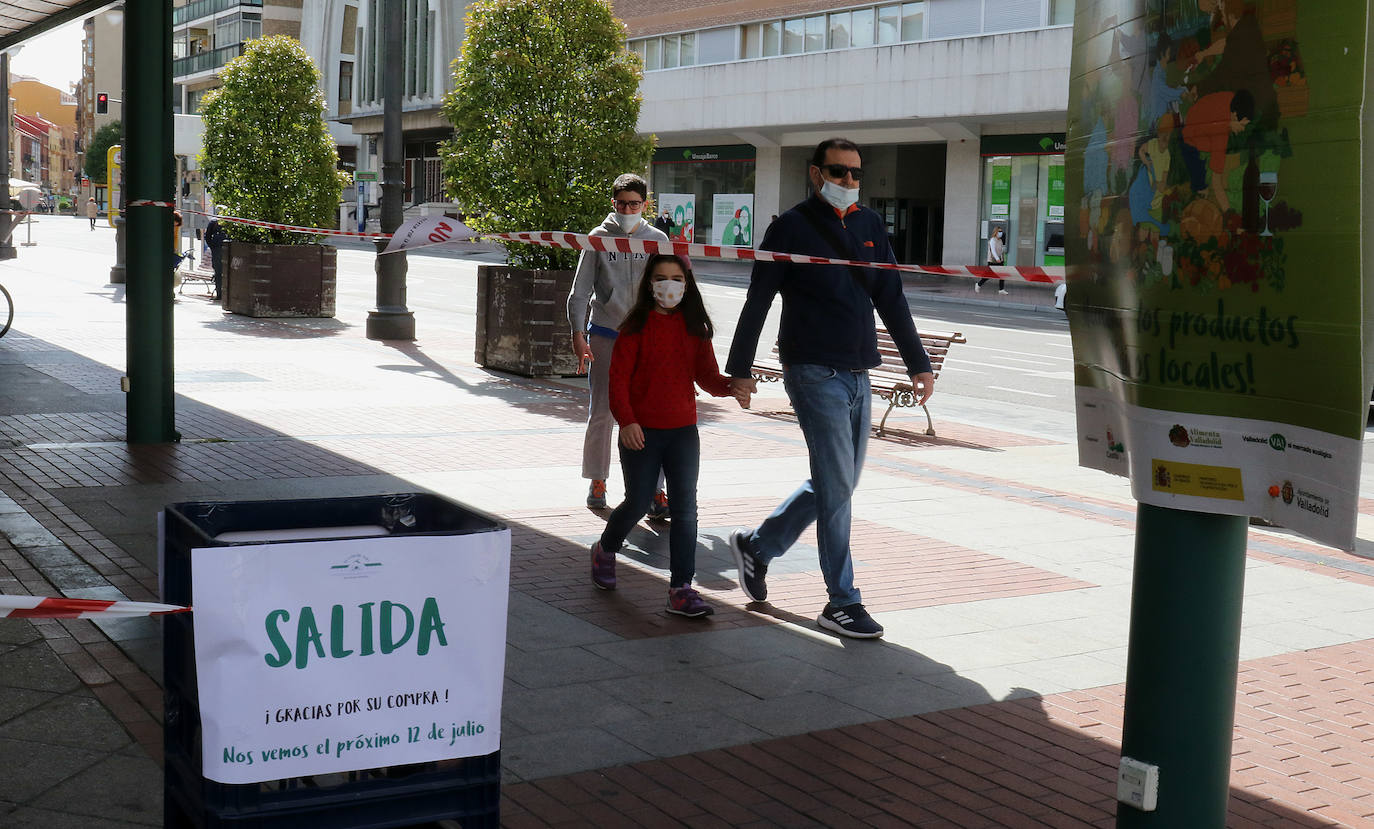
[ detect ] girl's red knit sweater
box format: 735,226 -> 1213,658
608,310 -> 732,430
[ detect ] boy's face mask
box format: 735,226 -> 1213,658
613,212 -> 641,232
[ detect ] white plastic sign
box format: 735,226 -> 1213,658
191,532 -> 510,784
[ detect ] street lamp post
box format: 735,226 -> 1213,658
365,0 -> 415,341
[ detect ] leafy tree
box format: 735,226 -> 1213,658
84,121 -> 121,183
198,36 -> 344,245
441,0 -> 653,269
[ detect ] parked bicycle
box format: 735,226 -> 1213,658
0,281 -> 12,338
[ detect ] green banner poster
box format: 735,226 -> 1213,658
1066,0 -> 1370,550
658,193 -> 695,243
1047,164 -> 1065,220
989,162 -> 1012,219
712,194 -> 754,246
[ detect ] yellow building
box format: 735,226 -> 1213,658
10,76 -> 79,199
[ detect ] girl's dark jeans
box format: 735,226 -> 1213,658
600,424 -> 700,587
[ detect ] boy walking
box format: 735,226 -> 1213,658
566,173 -> 670,511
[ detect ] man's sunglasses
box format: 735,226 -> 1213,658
817,164 -> 863,181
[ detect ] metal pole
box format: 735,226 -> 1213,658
1117,503 -> 1248,828
123,0 -> 178,443
0,51 -> 15,261
365,0 -> 415,341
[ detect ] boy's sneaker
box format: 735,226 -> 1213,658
818,603 -> 884,639
728,529 -> 768,602
647,490 -> 670,521
590,541 -> 616,590
586,479 -> 608,509
998,288 -> 1010,295
666,586 -> 714,618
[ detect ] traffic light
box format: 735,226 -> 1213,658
96,93 -> 108,114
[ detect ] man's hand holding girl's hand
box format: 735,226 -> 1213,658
911,372 -> 935,406
619,423 -> 645,450
729,377 -> 757,409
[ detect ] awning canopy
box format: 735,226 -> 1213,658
0,0 -> 113,51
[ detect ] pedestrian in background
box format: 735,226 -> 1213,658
86,197 -> 98,230
204,211 -> 228,302
566,173 -> 671,516
654,210 -> 673,235
976,225 -> 1008,294
724,137 -> 934,639
590,253 -> 740,617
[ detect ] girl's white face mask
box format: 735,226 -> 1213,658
819,180 -> 860,211
652,279 -> 685,309
613,212 -> 642,232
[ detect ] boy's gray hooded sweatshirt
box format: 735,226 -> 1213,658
566,215 -> 669,336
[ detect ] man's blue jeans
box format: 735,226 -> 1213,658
751,364 -> 869,606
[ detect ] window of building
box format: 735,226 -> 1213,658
339,61 -> 353,102
901,3 -> 924,41
679,32 -> 696,66
1049,0 -> 1075,25
804,15 -> 825,52
876,4 -> 900,45
828,12 -> 850,49
697,27 -> 733,64
342,3 -> 358,53
851,7 -> 875,47
741,23 -> 761,58
762,20 -> 781,56
782,18 -> 804,54
663,34 -> 680,68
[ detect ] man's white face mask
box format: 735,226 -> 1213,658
819,179 -> 860,211
613,211 -> 641,232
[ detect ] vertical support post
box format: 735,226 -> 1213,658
0,51 -> 16,261
124,0 -> 178,443
366,0 -> 415,341
1117,503 -> 1248,827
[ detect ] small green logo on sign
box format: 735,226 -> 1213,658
1269,434 -> 1287,451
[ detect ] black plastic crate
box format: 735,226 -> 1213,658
162,493 -> 504,828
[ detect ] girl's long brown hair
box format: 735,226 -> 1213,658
619,254 -> 714,339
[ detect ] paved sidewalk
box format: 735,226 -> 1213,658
1,215 -> 1372,827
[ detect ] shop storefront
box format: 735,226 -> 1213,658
980,134 -> 1066,267
650,145 -> 757,245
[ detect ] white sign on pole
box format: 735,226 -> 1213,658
191,532 -> 510,784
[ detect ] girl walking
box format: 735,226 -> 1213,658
590,254 -> 738,617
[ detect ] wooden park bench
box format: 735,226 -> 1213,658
751,324 -> 967,437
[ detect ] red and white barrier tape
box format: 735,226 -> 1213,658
141,209 -> 1065,283
0,595 -> 189,619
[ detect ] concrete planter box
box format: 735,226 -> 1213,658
223,241 -> 337,318
474,265 -> 578,377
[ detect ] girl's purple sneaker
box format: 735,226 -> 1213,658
591,541 -> 616,590
667,585 -> 714,618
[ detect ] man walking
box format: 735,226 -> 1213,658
725,138 -> 934,639
567,173 -> 670,513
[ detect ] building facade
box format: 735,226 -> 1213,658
77,10 -> 124,196
172,0 -> 303,115
10,78 -> 79,199
622,0 -> 1075,266
302,0 -> 467,215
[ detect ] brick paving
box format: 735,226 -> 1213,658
1,218 -> 1372,826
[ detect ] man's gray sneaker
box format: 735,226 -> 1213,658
818,603 -> 883,639
729,528 -> 768,602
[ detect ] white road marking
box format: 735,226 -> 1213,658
986,385 -> 1057,398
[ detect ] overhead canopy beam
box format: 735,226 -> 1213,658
0,0 -> 116,50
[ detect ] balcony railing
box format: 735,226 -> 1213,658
173,42 -> 244,77
173,0 -> 262,26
